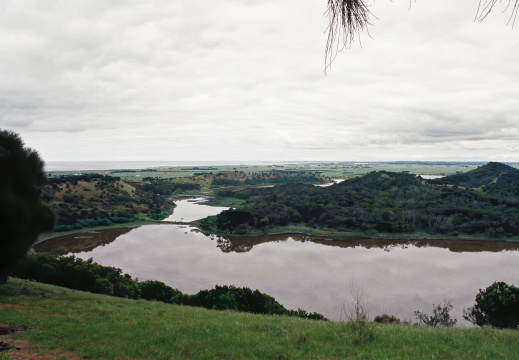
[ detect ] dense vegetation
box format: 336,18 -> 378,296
41,175 -> 201,231
0,129 -> 54,283
208,170 -> 328,186
463,282 -> 519,329
202,163 -> 519,237
41,170 -> 329,232
430,162 -> 519,198
12,252 -> 324,320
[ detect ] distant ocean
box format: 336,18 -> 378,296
45,161 -> 299,172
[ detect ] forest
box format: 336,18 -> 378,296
202,162 -> 519,238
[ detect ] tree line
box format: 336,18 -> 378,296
13,253 -> 325,321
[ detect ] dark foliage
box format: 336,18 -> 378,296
178,285 -> 287,315
428,162 -> 518,189
47,173 -> 120,185
414,300 -> 457,327
0,130 -> 54,283
216,209 -> 255,231
463,282 -> 519,329
139,280 -> 182,303
14,253 -> 140,299
14,253 -> 326,320
177,285 -> 326,320
210,170 -> 326,186
210,166 -> 519,237
373,314 -> 401,324
134,179 -> 200,196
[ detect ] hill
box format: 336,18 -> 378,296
428,162 -> 519,199
428,162 -> 518,187
201,167 -> 519,238
40,174 -> 200,231
2,278 -> 519,359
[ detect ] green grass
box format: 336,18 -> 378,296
1,278 -> 519,359
202,197 -> 247,208
47,162 -> 499,182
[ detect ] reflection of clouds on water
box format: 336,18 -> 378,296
162,197 -> 229,222
38,221 -> 519,325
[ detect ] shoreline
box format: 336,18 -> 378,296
36,221 -> 519,248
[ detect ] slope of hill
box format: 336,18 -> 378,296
2,278 -> 519,360
40,174 -> 200,231
428,162 -> 518,188
202,166 -> 519,238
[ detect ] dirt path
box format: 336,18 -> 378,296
0,322 -> 81,360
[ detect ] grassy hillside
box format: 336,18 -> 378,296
429,162 -> 519,191
40,174 -> 202,231
1,278 -> 519,359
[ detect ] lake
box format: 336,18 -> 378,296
35,198 -> 519,325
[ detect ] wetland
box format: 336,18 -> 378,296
35,198 -> 519,324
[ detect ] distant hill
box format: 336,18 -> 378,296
428,162 -> 519,198
41,174 -> 200,231
206,167 -> 519,238
427,162 -> 517,187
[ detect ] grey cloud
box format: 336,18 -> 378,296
1,0 -> 518,161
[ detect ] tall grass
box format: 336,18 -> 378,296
1,278 -> 519,359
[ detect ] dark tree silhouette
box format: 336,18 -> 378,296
325,0 -> 519,70
0,129 -> 54,283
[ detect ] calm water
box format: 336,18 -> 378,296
163,198 -> 229,222
35,198 -> 519,324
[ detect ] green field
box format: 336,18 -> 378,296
47,161 -> 516,182
1,278 -> 518,359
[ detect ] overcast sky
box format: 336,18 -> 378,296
1,0 -> 519,163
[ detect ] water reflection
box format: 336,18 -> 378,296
37,228 -> 519,256
215,234 -> 519,254
163,197 -> 229,222
34,227 -> 135,256
34,225 -> 519,324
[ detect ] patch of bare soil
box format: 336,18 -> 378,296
0,323 -> 81,360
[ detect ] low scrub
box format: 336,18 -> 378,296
13,253 -> 325,321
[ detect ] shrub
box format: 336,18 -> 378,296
414,299 -> 457,327
374,314 -> 401,324
139,280 -> 181,303
463,281 -> 519,328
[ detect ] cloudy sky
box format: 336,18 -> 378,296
1,0 -> 519,163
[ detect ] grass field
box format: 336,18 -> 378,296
1,278 -> 519,359
46,161 -> 515,182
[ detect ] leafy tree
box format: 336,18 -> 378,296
414,299 -> 457,327
463,281 -> 519,328
0,130 -> 54,283
139,280 -> 182,303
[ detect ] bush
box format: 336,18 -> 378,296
414,299 -> 457,327
463,281 -> 519,328
139,280 -> 181,303
374,314 -> 401,324
14,253 -> 139,299
14,254 -> 326,320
